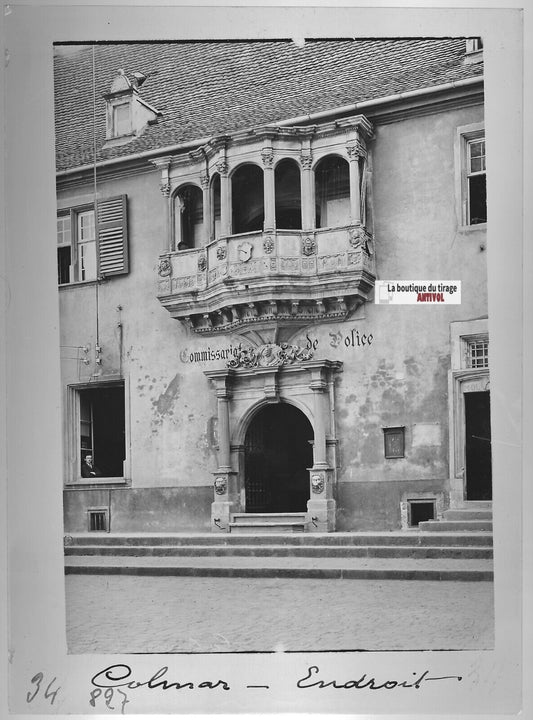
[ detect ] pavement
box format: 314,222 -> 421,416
65,574 -> 495,653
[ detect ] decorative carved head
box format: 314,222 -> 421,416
214,477 -> 227,495
158,258 -> 172,277
311,474 -> 324,494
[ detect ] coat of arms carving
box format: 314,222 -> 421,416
238,242 -> 253,263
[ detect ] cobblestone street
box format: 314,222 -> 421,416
65,575 -> 494,653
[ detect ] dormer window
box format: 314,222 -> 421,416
113,101 -> 132,137
464,38 -> 483,65
104,69 -> 161,146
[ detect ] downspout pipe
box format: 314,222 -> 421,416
56,76 -> 483,179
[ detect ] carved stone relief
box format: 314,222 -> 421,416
227,342 -> 313,369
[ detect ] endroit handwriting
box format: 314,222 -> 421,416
296,665 -> 462,690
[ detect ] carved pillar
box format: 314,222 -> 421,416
217,389 -> 231,471
346,144 -> 362,226
217,160 -> 231,237
300,152 -> 315,231
307,367 -> 336,532
201,174 -> 210,246
261,148 -> 276,231
174,194 -> 184,250
310,380 -> 328,467
205,369 -> 240,532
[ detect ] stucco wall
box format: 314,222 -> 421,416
58,101 -> 487,531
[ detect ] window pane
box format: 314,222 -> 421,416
80,241 -> 97,281
57,246 -> 71,284
57,215 -> 71,245
114,103 -> 131,136
468,140 -> 486,173
468,174 -> 487,224
79,211 -> 95,241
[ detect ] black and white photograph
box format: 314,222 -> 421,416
2,3 -> 528,717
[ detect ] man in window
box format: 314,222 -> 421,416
81,454 -> 103,478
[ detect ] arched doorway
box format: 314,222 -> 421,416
244,403 -> 313,513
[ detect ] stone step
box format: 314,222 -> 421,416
231,512 -> 307,524
65,531 -> 493,547
64,554 -> 493,581
418,519 -> 493,532
64,543 -> 493,559
443,509 -> 493,521
229,521 -> 307,533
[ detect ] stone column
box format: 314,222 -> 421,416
307,374 -> 336,532
346,144 -> 362,226
261,148 -> 276,231
217,390 -> 232,471
205,369 -> 239,532
300,152 -> 315,231
217,160 -> 231,237
201,174 -> 210,245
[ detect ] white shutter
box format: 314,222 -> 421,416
96,195 -> 129,277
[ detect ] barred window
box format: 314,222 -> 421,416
467,339 -> 489,368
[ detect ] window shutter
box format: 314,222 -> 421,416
96,195 -> 129,277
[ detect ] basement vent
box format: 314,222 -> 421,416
408,500 -> 435,527
87,508 -> 109,532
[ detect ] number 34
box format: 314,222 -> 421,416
26,672 -> 60,705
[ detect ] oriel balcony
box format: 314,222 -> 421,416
156,223 -> 375,338
154,118 -> 375,339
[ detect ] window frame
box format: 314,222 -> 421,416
57,196 -> 129,285
57,202 -> 95,285
65,378 -> 130,486
382,426 -> 406,459
455,122 -> 487,230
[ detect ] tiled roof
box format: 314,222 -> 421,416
54,39 -> 483,172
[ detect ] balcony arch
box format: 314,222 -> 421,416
314,154 -> 350,229
173,183 -> 204,250
274,158 -> 302,230
231,162 -> 264,234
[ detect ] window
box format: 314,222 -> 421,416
466,338 -> 489,369
315,155 -> 350,228
57,195 -> 129,284
275,159 -> 302,229
57,214 -> 72,284
466,38 -> 483,53
408,499 -> 435,527
467,138 -> 487,224
113,102 -> 132,137
456,123 -> 486,228
383,426 -> 405,458
78,384 -> 126,478
174,185 -> 204,250
232,164 -> 264,234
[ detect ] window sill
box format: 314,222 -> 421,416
65,477 -> 128,488
59,279 -> 99,290
457,222 -> 487,234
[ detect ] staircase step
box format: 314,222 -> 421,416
65,531 -> 493,547
65,543 -> 492,559
231,512 -> 307,525
443,510 -> 492,521
229,521 -> 306,534
419,520 -> 493,532
64,554 -> 493,581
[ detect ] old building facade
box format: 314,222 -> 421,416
55,39 -> 490,534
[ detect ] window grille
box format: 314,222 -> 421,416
467,340 -> 489,368
88,508 -> 109,532
383,427 -> 405,458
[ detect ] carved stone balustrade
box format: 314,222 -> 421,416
156,224 -> 375,337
